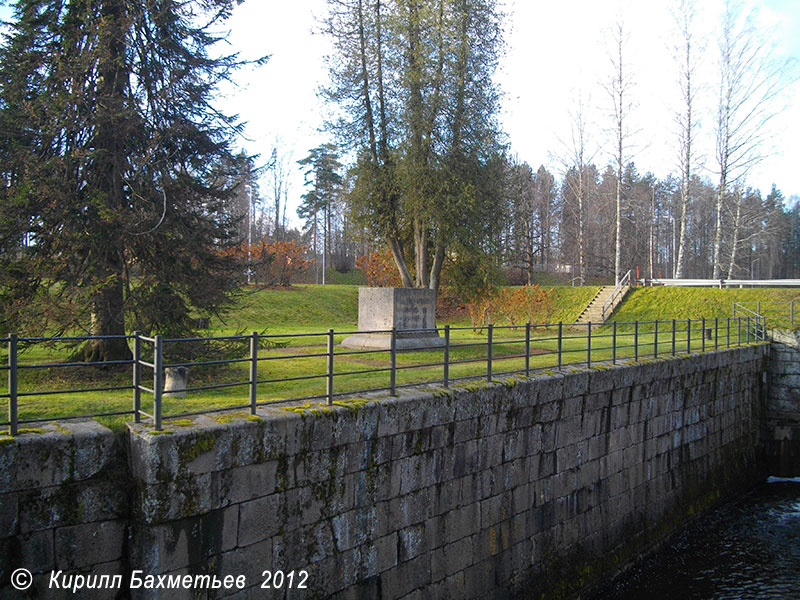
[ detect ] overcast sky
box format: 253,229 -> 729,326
2,0 -> 799,225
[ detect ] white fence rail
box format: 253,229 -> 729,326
733,301 -> 797,327
642,279 -> 800,288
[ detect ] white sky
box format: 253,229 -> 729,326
219,0 -> 800,226
2,0 -> 799,225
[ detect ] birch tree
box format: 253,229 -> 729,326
672,0 -> 701,278
604,18 -> 636,284
559,92 -> 595,286
712,0 -> 795,278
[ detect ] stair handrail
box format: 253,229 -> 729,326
602,270 -> 631,321
732,302 -> 759,319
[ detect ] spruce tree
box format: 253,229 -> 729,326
0,0 -> 262,361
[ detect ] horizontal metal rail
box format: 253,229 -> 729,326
602,269 -> 631,320
733,301 -> 796,327
646,278 -> 800,287
1,317 -> 767,434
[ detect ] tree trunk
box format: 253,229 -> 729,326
675,185 -> 689,278
578,169 -> 586,286
527,227 -> 535,285
713,177 -> 726,279
615,168 -> 622,284
727,189 -> 742,279
388,237 -> 414,287
83,270 -> 130,363
80,0 -> 131,362
414,218 -> 428,288
429,240 -> 445,296
649,186 -> 655,279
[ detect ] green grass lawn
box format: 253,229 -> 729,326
213,284 -> 360,334
2,284 -> 793,433
611,287 -> 799,323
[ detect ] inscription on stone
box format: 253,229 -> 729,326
342,287 -> 444,350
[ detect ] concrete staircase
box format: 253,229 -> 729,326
575,282 -> 630,325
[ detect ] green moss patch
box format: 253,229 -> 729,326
213,412 -> 262,424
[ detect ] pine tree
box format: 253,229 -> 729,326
0,0 -> 262,360
297,143 -> 343,284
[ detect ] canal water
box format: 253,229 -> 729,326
593,477 -> 800,599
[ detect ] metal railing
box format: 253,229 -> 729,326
644,278 -> 800,288
733,301 -> 796,328
601,269 -> 631,321
2,316 -> 766,434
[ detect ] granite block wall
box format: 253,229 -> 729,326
125,344 -> 767,599
0,344 -> 769,599
0,421 -> 129,599
767,329 -> 800,419
766,329 -> 800,476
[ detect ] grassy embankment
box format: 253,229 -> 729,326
2,284 -> 796,432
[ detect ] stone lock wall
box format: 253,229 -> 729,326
0,421 -> 129,599
0,345 -> 768,599
767,329 -> 800,417
766,329 -> 800,476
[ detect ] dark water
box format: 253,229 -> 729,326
593,478 -> 800,600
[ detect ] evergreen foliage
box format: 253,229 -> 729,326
0,0 -> 265,360
322,0 -> 507,295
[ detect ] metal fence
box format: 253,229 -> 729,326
601,269 -> 631,320
733,301 -> 796,327
2,316 -> 766,434
643,278 -> 800,288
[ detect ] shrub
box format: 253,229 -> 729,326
355,248 -> 403,287
220,240 -> 313,286
465,284 -> 556,330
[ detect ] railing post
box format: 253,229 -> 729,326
487,323 -> 493,382
154,335 -> 163,431
327,329 -> 335,403
653,320 -> 658,358
249,331 -> 258,415
8,334 -> 17,436
587,322 -> 592,368
746,317 -> 751,343
714,318 -> 719,350
390,328 -> 397,396
687,319 -> 691,354
791,301 -> 795,326
133,332 -> 141,424
525,323 -> 531,377
672,319 -> 676,356
612,321 -> 617,365
725,317 -> 731,348
557,322 -> 563,369
443,325 -> 450,388
737,317 -> 741,346
634,321 -> 639,362
701,317 -> 706,352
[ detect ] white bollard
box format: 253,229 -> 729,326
164,366 -> 189,397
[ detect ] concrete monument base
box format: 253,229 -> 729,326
341,287 -> 444,350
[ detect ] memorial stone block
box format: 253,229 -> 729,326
341,287 -> 444,350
